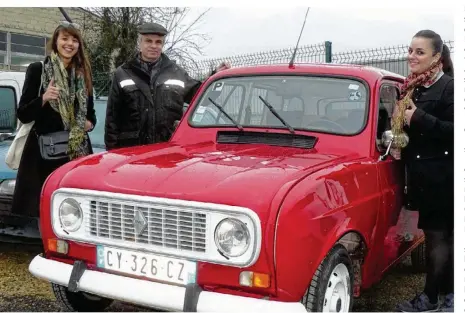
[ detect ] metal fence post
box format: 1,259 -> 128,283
325,41 -> 332,63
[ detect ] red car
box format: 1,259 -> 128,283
29,63 -> 425,312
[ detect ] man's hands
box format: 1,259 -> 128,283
215,62 -> 231,73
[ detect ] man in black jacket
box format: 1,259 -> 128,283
104,22 -> 229,150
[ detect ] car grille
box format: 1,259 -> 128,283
86,200 -> 207,253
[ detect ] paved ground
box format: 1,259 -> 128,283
0,242 -> 424,312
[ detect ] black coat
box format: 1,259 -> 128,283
402,73 -> 454,231
11,61 -> 97,218
104,54 -> 202,150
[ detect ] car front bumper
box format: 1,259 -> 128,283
29,254 -> 307,312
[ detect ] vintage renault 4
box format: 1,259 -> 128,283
29,63 -> 425,312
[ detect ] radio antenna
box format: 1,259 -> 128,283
58,7 -> 73,23
289,7 -> 310,68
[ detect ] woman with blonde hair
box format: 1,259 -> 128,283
11,21 -> 96,220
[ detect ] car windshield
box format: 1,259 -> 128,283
189,75 -> 369,135
88,98 -> 107,149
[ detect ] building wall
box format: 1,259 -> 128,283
0,7 -> 97,71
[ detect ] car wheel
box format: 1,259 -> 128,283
52,283 -> 113,312
301,244 -> 354,312
410,240 -> 427,273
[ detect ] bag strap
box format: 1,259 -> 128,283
39,61 -> 44,97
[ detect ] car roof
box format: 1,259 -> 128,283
0,71 -> 26,81
211,63 -> 405,84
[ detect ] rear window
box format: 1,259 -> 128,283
189,75 -> 369,135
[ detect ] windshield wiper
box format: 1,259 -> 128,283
207,97 -> 243,131
258,96 -> 295,134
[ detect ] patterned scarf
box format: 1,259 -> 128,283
42,51 -> 89,159
391,60 -> 443,147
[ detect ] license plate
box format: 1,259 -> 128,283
96,245 -> 197,286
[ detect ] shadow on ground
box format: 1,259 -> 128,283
0,243 -> 424,312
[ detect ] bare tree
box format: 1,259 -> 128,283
83,7 -> 212,95
144,7 -> 212,74
85,7 -> 211,71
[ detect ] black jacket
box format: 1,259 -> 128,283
11,61 -> 97,217
104,54 -> 202,150
401,73 -> 454,230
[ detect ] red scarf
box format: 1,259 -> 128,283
391,61 -> 443,148
400,61 -> 443,98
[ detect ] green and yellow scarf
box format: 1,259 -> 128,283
41,52 -> 89,160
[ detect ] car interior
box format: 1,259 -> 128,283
195,76 -> 369,135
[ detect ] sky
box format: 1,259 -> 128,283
182,7 -> 455,60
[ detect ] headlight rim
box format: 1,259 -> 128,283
58,198 -> 83,232
214,217 -> 251,258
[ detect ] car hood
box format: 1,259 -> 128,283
58,142 -> 352,224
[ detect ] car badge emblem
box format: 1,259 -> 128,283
133,209 -> 147,236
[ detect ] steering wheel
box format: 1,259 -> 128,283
306,119 -> 347,133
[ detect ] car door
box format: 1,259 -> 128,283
373,81 -> 423,275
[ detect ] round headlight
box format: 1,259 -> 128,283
214,218 -> 250,257
58,198 -> 83,232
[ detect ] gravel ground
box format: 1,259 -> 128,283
0,243 -> 424,312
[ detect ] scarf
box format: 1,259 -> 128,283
42,51 -> 89,160
391,60 -> 443,148
138,53 -> 163,84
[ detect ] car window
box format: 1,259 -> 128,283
189,76 -> 369,135
0,86 -> 16,132
88,99 -> 107,149
377,84 -> 398,140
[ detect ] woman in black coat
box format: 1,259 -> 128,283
11,22 -> 96,219
394,30 -> 454,312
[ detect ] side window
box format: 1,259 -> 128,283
377,84 -> 398,140
0,86 -> 17,131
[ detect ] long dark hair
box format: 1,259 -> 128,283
413,30 -> 454,77
47,25 -> 93,96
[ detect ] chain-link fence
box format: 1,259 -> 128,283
189,42 -> 331,80
4,39 -> 454,97
96,39 -> 454,96
332,40 -> 455,77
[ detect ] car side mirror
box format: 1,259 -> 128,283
378,130 -> 409,161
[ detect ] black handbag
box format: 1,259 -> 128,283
38,130 -> 70,161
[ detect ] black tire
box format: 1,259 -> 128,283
52,283 -> 113,312
410,240 -> 427,273
301,244 -> 354,312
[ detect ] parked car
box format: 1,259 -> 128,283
29,63 -> 426,312
0,70 -> 106,242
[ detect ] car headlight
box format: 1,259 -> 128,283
58,198 -> 83,232
0,179 -> 16,195
214,218 -> 250,257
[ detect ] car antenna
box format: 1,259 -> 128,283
58,7 -> 73,22
289,7 -> 310,68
